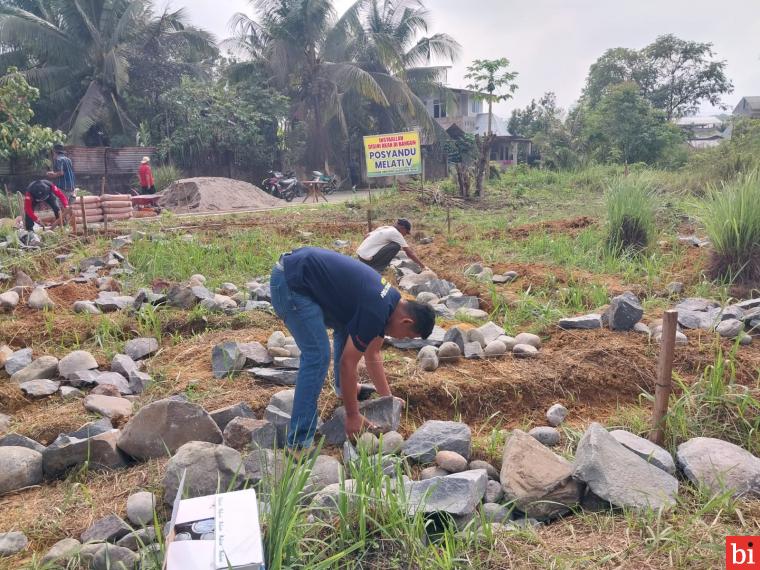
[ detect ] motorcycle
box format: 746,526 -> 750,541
261,170 -> 297,202
311,171 -> 339,194
280,171 -> 306,198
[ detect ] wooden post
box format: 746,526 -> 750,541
101,178 -> 108,233
649,310 -> 678,446
79,197 -> 89,238
447,203 -> 451,237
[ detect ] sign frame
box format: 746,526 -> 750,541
363,130 -> 422,178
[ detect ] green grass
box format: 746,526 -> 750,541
605,174 -> 658,253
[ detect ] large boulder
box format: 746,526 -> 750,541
319,397 -> 402,446
402,420 -> 471,463
212,342 -> 247,378
124,337 -> 158,360
574,423 -> 678,510
162,441 -> 245,504
405,469 -> 487,516
500,430 -> 581,519
676,437 -> 760,497
117,399 -> 223,460
43,428 -> 128,479
0,446 -> 43,494
10,355 -> 59,384
609,430 -> 675,475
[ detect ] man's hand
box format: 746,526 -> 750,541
45,171 -> 56,178
345,413 -> 377,442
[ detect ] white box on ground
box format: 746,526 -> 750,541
164,480 -> 264,570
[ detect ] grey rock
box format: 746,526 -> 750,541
81,514 -> 131,543
210,402 -> 257,430
546,404 -> 568,427
73,300 -> 101,314
0,290 -> 19,312
223,418 -> 276,450
463,341 -> 484,359
5,348 -> 32,375
91,544 -> 139,569
43,429 -> 128,479
311,480 -> 358,515
273,356 -> 300,369
0,433 -> 45,453
267,331 -> 287,349
212,342 -> 247,378
634,322 -> 651,335
319,397 -> 402,445
94,294 -> 135,312
666,282 -> 684,295
417,345 -> 439,371
116,527 -> 156,551
559,314 -> 602,330
607,292 -> 643,331
67,370 -> 100,388
469,460 -> 499,481
436,450 -> 468,473
481,503 -> 511,525
500,429 -> 581,519
162,441 -> 245,504
412,278 -> 457,298
420,466 -> 450,480
609,430 -> 675,475
128,370 -> 151,394
20,379 -> 60,397
385,325 -> 446,350
379,431 -> 404,454
124,337 -> 158,360
513,344 -> 538,357
513,333 -> 541,348
0,413 -> 9,434
676,437 -> 760,497
484,340 -> 507,357
492,273 -> 517,284
485,480 -> 504,503
243,448 -> 286,486
416,292 -> 440,305
84,395 -> 133,420
476,322 -> 505,344
716,318 -> 743,338
0,531 -> 28,556
245,300 -> 273,311
406,469 -> 487,516
118,399 -> 223,460
239,342 -> 273,366
10,355 -> 59,384
457,307 -> 489,320
248,367 -> 297,386
79,256 -> 107,272
466,328 -> 487,348
437,341 -> 462,363
529,426 -> 561,447
403,420 -> 471,463
464,263 -> 483,277
574,423 -> 678,510
268,390 -> 295,415
41,538 -> 81,567
263,405 -> 291,447
0,446 -> 43,494
443,327 -> 466,353
111,354 -> 138,378
446,295 -> 480,311
58,350 -> 98,379
304,455 -> 343,495
167,285 -> 198,309
28,287 -> 55,309
93,372 -> 131,395
126,491 -> 156,527
676,297 -> 718,312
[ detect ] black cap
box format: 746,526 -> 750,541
53,143 -> 64,152
396,218 -> 411,232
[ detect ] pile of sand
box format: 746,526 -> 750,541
159,177 -> 282,213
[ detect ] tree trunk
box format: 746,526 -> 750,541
455,163 -> 471,198
474,133 -> 495,198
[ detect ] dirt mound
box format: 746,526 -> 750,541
159,177 -> 282,213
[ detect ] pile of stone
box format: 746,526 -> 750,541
673,297 -> 757,342
211,331 -> 301,385
415,322 -> 541,371
464,262 -> 518,285
559,291 -> 644,332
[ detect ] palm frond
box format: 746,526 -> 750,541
0,6 -> 79,63
320,61 -> 389,106
403,33 -> 461,67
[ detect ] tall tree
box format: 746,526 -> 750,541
227,0 -> 459,172
0,0 -> 216,143
464,57 -> 518,197
582,34 -> 733,120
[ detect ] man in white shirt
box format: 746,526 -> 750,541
357,218 -> 427,273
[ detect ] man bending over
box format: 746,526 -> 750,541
270,247 -> 435,451
357,218 -> 426,273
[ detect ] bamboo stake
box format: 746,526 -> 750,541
101,178 -> 108,233
447,203 -> 451,237
80,197 -> 89,238
649,310 -> 678,446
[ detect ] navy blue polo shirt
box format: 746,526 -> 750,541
283,247 -> 401,352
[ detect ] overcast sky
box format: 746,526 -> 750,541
177,0 -> 759,117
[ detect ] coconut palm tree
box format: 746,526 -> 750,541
0,0 -> 216,144
227,0 -> 459,171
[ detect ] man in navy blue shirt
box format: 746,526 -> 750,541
47,144 -> 76,198
270,247 -> 435,450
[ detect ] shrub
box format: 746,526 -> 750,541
605,175 -> 657,253
698,170 -> 760,284
153,164 -> 183,192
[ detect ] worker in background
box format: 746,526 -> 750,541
356,218 -> 427,273
24,180 -> 69,231
46,144 -> 76,200
138,156 -> 156,194
270,247 -> 435,452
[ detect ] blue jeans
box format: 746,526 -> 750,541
270,267 -> 331,449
